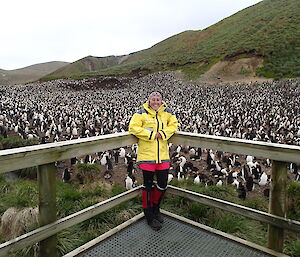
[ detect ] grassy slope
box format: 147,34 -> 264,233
43,55 -> 128,80
0,61 -> 69,85
120,0 -> 300,78
45,0 -> 299,80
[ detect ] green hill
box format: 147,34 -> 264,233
44,55 -> 129,79
0,61 -> 69,85
45,0 -> 300,81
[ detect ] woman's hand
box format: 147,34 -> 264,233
155,132 -> 162,139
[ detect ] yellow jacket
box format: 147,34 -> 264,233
129,101 -> 178,164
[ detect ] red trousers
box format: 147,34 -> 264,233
140,163 -> 169,209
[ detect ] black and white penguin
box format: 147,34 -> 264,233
62,168 -> 71,183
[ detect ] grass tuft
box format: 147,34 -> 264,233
284,239 -> 300,257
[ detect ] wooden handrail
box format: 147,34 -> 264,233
170,131 -> 300,163
0,132 -> 136,173
1,131 -> 299,173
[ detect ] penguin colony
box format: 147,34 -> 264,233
0,72 -> 299,197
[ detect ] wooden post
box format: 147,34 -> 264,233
38,163 -> 58,257
267,160 -> 287,252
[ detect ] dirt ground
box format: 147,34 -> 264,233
174,57 -> 273,85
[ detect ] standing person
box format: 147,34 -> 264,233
129,92 -> 178,231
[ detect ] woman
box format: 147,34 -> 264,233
129,91 -> 178,231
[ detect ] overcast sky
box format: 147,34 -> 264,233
0,0 -> 262,70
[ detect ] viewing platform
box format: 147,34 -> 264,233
65,210 -> 285,257
0,132 -> 299,257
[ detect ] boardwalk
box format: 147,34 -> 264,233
66,211 -> 284,257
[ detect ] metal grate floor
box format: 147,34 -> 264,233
79,215 -> 271,257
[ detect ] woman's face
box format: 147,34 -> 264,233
149,96 -> 162,111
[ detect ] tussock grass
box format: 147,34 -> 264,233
235,220 -> 267,246
287,181 -> 300,221
0,179 -> 38,215
0,136 -> 38,150
74,163 -> 102,183
0,174 -> 6,183
284,239 -> 300,257
242,197 -> 268,212
1,207 -> 38,241
212,213 -> 247,234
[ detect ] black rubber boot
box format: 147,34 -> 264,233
153,204 -> 164,223
143,208 -> 162,231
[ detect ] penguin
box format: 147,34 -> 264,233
259,172 -> 268,186
194,175 -> 201,184
62,168 -> 71,183
246,176 -> 254,191
216,179 -> 223,186
125,175 -> 133,190
119,147 -> 126,158
237,182 -> 246,200
168,173 -> 174,183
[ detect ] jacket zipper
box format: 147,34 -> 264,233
156,112 -> 160,163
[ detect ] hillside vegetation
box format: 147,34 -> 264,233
44,0 -> 300,81
45,55 -> 129,79
0,61 -> 68,85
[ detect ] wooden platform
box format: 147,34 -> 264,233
64,210 -> 288,257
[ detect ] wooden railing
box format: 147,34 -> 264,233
0,132 -> 136,173
0,131 -> 299,256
